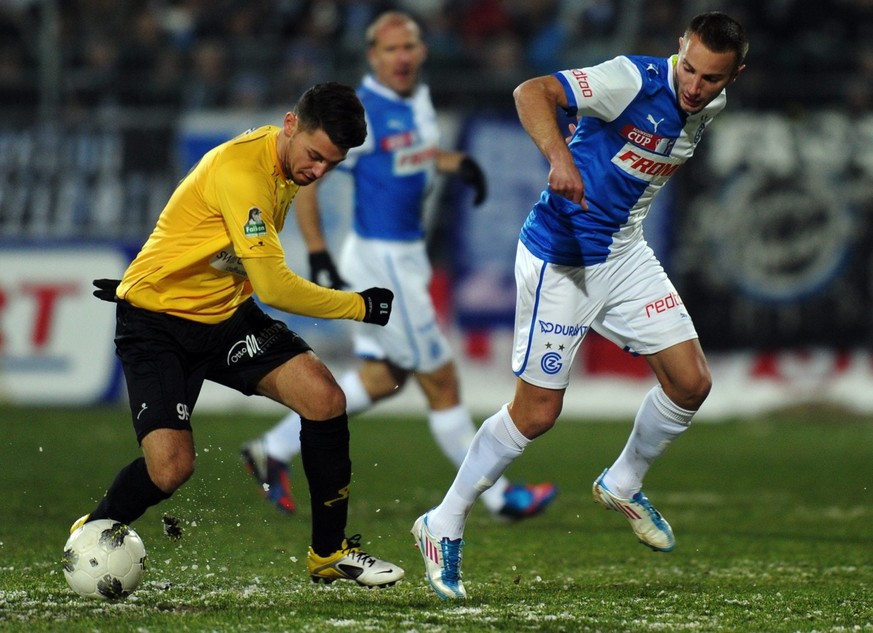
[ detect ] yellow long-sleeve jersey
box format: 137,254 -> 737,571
117,125 -> 364,324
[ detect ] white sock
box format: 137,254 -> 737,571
263,370 -> 374,462
428,404 -> 529,539
264,410 -> 302,463
337,370 -> 373,415
427,404 -> 510,514
603,385 -> 694,498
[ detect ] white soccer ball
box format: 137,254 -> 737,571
62,519 -> 146,600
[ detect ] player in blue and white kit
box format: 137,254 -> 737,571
241,12 -> 557,521
413,11 -> 749,600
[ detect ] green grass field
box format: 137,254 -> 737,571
1,404 -> 871,632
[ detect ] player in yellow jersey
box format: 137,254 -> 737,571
75,83 -> 404,588
242,10 -> 556,523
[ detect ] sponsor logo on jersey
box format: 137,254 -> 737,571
538,320 -> 587,337
394,144 -> 438,176
210,249 -> 247,276
646,114 -> 664,133
620,125 -> 676,155
244,207 -> 267,237
381,130 -> 417,151
612,144 -> 683,182
568,68 -> 594,98
644,291 -> 685,318
386,117 -> 407,130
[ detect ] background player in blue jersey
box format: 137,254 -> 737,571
241,11 -> 557,521
412,11 -> 748,600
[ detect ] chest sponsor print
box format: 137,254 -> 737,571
620,124 -> 676,156
393,144 -> 438,176
210,249 -> 247,276
611,143 -> 683,183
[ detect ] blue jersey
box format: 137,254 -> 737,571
340,74 -> 440,241
519,55 -> 726,267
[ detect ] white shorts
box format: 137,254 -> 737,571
339,233 -> 453,373
512,240 -> 698,389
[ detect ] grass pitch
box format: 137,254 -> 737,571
0,403 -> 871,631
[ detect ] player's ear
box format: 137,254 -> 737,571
283,112 -> 298,136
730,63 -> 746,84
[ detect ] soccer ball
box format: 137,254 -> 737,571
62,519 -> 146,600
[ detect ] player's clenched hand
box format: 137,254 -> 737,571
92,278 -> 121,302
548,157 -> 587,209
308,250 -> 346,289
358,287 -> 394,326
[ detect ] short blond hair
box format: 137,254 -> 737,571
365,11 -> 421,47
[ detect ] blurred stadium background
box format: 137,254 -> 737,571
2,0 -> 872,419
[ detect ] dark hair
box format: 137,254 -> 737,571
294,82 -> 367,151
686,12 -> 749,68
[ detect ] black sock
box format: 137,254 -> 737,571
299,414 -> 351,556
90,457 -> 171,525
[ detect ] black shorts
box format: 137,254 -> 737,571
114,299 -> 311,443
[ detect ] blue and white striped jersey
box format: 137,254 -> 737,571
340,74 -> 440,241
519,54 -> 727,267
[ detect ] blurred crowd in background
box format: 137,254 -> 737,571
1,1 -> 872,353
2,0 -> 873,118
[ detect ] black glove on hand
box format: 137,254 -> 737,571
358,287 -> 394,326
458,156 -> 487,206
92,278 -> 121,302
309,250 -> 346,289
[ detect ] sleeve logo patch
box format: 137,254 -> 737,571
244,207 -> 267,237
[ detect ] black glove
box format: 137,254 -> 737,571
458,156 -> 487,206
92,278 -> 121,302
358,287 -> 394,326
309,250 -> 346,289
